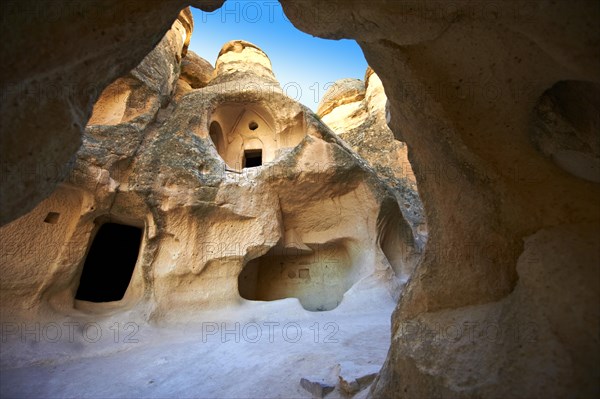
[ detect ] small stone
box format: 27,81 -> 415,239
339,376 -> 360,394
300,377 -> 335,398
338,362 -> 380,394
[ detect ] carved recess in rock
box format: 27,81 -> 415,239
239,240 -> 353,311
209,103 -> 305,171
88,13 -> 190,128
531,80 -> 600,183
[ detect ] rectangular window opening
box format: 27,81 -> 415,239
244,149 -> 262,168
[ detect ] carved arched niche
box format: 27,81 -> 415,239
208,103 -> 305,170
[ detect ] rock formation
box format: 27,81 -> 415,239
0,26 -> 419,325
280,1 -> 600,397
179,50 -> 215,89
0,19 -> 421,395
1,0 -> 599,398
317,68 -> 426,248
0,1 -> 223,226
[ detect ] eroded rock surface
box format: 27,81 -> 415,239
531,80 -> 600,183
0,1 -> 223,226
318,68 -> 426,248
1,1 -> 599,398
0,30 -> 421,398
280,0 -> 600,397
180,50 -> 215,89
0,36 -> 419,324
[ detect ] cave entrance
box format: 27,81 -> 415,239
75,223 -> 142,303
243,149 -> 262,168
238,243 -> 353,311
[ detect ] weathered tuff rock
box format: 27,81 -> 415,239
318,68 -> 426,249
0,38 -> 419,324
0,1 -> 599,398
0,1 -> 223,226
179,50 -> 214,89
531,80 -> 600,183
317,78 -> 366,124
211,39 -> 278,86
281,1 -> 600,397
88,10 -> 190,128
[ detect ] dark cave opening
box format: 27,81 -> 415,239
75,223 -> 142,303
238,243 -> 353,311
244,149 -> 262,168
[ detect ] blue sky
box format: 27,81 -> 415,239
188,1 -> 368,111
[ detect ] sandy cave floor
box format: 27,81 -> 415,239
1,287 -> 394,398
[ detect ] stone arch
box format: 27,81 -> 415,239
209,120 -> 225,154
208,103 -> 304,170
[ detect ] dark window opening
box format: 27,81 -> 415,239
244,149 -> 262,168
44,212 -> 60,224
248,121 -> 259,130
75,223 -> 142,303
